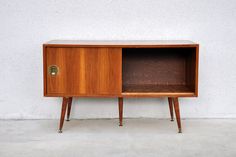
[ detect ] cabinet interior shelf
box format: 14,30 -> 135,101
122,84 -> 193,93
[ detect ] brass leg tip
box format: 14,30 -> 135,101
58,130 -> 63,133
178,128 -> 182,133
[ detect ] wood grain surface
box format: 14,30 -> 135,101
43,41 -> 198,97
45,47 -> 122,96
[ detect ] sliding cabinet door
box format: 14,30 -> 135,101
45,47 -> 122,96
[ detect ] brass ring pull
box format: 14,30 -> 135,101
48,65 -> 59,76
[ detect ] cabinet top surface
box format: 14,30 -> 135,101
44,40 -> 198,47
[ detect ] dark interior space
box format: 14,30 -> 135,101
122,48 -> 196,93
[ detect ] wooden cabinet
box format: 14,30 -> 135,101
43,40 -> 199,133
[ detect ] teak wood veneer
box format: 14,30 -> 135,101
43,40 -> 199,133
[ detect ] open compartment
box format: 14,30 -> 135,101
122,47 -> 197,94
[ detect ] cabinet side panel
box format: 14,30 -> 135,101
43,45 -> 47,96
185,46 -> 199,97
195,45 -> 199,96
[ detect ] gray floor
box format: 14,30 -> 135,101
0,119 -> 236,157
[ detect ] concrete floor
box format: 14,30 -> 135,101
0,119 -> 236,157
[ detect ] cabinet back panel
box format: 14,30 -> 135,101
122,48 -> 197,92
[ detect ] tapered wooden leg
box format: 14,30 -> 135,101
118,97 -> 123,126
173,97 -> 182,133
168,97 -> 174,121
66,97 -> 73,121
58,97 -> 68,133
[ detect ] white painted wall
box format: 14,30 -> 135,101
0,0 -> 236,119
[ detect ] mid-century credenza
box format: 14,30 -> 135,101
43,40 -> 199,133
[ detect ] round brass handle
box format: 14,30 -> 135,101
48,65 -> 59,76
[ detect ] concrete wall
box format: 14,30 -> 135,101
0,0 -> 236,119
